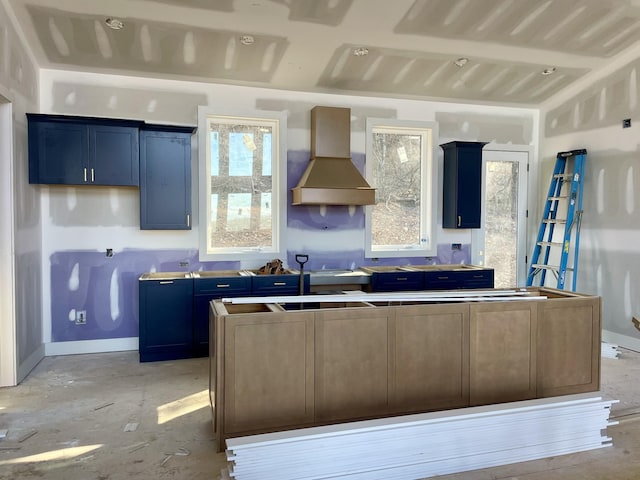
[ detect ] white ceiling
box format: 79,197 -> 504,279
7,0 -> 640,106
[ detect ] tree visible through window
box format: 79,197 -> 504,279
365,120 -> 437,258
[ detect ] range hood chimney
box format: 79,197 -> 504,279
292,106 -> 375,206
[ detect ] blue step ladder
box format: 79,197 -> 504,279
527,149 -> 586,291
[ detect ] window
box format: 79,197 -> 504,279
198,108 -> 286,261
365,119 -> 438,258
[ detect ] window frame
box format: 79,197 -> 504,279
197,106 -> 287,262
364,118 -> 439,258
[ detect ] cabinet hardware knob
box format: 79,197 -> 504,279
458,215 -> 462,227
84,168 -> 87,182
91,168 -> 95,182
159,281 -> 174,285
187,214 -> 190,227
274,282 -> 287,286
217,284 -> 230,288
397,277 -> 407,281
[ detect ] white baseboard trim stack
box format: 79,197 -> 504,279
221,394 -> 617,480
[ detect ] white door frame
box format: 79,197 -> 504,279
472,144 -> 530,287
0,98 -> 17,386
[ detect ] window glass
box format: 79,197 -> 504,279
198,109 -> 286,260
365,119 -> 438,258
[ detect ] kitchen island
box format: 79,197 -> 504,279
209,287 -> 600,451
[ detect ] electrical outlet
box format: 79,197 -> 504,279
623,118 -> 631,128
76,310 -> 87,325
451,243 -> 462,250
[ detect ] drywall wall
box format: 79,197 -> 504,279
0,0 -> 43,383
37,69 -> 537,350
541,47 -> 640,351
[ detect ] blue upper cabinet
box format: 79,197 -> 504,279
139,125 -> 196,230
27,113 -> 142,186
441,141 -> 488,229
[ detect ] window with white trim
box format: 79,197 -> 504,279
365,119 -> 438,258
198,108 -> 286,261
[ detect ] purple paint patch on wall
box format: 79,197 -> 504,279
50,249 -> 239,342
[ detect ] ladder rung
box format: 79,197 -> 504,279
531,264 -> 574,271
548,196 -> 567,200
553,174 -> 573,180
537,241 -> 562,247
542,219 -> 567,224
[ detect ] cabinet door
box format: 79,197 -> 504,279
223,312 -> 314,434
441,141 -> 486,229
537,296 -> 600,397
315,307 -> 390,422
140,130 -> 192,229
89,125 -> 139,186
469,301 -> 537,405
29,121 -> 87,184
138,278 -> 193,362
390,304 -> 469,412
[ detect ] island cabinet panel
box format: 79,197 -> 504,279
469,301 -> 538,406
222,311 -> 315,435
537,296 -> 601,397
314,308 -> 391,422
210,288 -> 601,451
389,304 -> 470,413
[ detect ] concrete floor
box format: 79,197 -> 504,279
0,349 -> 639,480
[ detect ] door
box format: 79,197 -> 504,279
472,148 -> 529,288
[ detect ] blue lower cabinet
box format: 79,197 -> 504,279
368,271 -> 424,292
139,276 -> 194,362
192,276 -> 251,358
423,271 -> 463,290
461,269 -> 494,289
251,273 -> 310,296
423,268 -> 495,290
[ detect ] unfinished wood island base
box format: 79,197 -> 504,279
209,287 -> 601,451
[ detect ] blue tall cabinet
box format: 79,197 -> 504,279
441,141 -> 487,229
139,125 -> 196,230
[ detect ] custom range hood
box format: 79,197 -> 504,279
292,106 -> 375,206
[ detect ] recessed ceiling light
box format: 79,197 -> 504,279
454,57 -> 469,67
240,35 -> 255,45
105,18 -> 124,30
542,67 -> 557,75
353,47 -> 369,57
